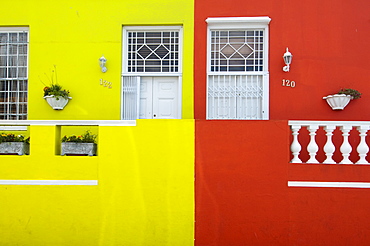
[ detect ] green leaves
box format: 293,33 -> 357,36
338,88 -> 362,99
43,84 -> 70,100
0,133 -> 30,144
61,131 -> 97,143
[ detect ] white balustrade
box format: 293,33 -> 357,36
290,125 -> 302,163
356,125 -> 370,164
339,125 -> 353,164
307,125 -> 319,163
323,125 -> 336,164
289,121 -> 370,165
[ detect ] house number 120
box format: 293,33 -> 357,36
282,79 -> 296,88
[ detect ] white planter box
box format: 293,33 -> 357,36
61,142 -> 97,156
0,142 -> 30,155
323,94 -> 352,110
44,95 -> 72,110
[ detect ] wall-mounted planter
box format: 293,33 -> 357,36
0,142 -> 29,155
61,142 -> 97,156
44,95 -> 72,110
323,94 -> 352,110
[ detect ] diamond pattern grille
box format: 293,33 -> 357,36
210,30 -> 264,72
127,31 -> 179,73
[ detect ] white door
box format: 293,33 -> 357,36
139,77 -> 179,119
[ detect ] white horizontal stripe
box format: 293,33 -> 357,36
206,16 -> 271,25
0,126 -> 27,131
288,120 -> 370,127
288,181 -> 370,188
0,120 -> 136,126
0,180 -> 98,186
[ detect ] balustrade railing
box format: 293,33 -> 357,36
289,121 -> 370,164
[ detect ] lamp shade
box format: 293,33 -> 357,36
283,48 -> 292,65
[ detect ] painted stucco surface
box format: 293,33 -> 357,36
194,0 -> 370,120
0,120 -> 194,246
195,120 -> 370,246
0,0 -> 194,120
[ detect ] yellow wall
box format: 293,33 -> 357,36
0,120 -> 194,245
0,1 -> 194,244
0,0 -> 194,120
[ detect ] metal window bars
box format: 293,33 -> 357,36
210,30 -> 264,72
0,31 -> 28,120
127,31 -> 179,73
207,74 -> 264,119
122,76 -> 140,120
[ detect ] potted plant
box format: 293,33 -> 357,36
43,84 -> 71,110
61,131 -> 97,156
0,133 -> 30,155
323,88 -> 361,110
42,66 -> 72,110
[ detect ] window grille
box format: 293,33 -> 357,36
206,17 -> 270,120
127,31 -> 179,73
122,76 -> 140,120
210,30 -> 264,72
122,27 -> 182,120
207,75 -> 264,119
0,29 -> 28,120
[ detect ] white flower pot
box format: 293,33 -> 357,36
0,142 -> 29,155
61,142 -> 97,156
323,94 -> 352,110
44,95 -> 72,110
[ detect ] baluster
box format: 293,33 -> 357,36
356,125 -> 370,164
340,125 -> 353,164
307,125 -> 319,163
323,125 -> 336,164
290,125 -> 302,163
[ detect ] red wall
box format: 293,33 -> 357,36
194,0 -> 370,120
195,120 -> 290,245
195,120 -> 370,245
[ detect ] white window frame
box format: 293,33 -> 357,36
121,26 -> 183,120
122,25 -> 183,76
0,27 -> 29,120
206,17 -> 271,120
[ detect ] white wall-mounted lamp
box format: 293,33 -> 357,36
99,55 -> 107,73
283,48 -> 292,72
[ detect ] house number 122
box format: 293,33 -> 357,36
282,79 -> 296,88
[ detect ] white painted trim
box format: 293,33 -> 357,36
206,17 -> 270,120
0,27 -> 29,32
121,72 -> 183,77
262,73 -> 269,120
0,180 -> 98,186
0,126 -> 27,131
288,181 -> 370,188
123,25 -> 183,31
122,25 -> 183,74
289,120 -> 370,127
178,75 -> 183,119
0,120 -> 136,126
206,16 -> 271,28
121,26 -> 184,119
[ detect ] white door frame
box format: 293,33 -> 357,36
121,25 -> 183,119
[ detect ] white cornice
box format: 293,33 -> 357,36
0,120 -> 136,126
206,16 -> 271,27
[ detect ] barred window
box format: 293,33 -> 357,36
126,30 -> 179,73
210,30 -> 264,72
206,17 -> 270,120
0,28 -> 28,120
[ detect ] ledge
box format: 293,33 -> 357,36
0,120 -> 136,126
0,180 -> 98,186
206,16 -> 271,26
